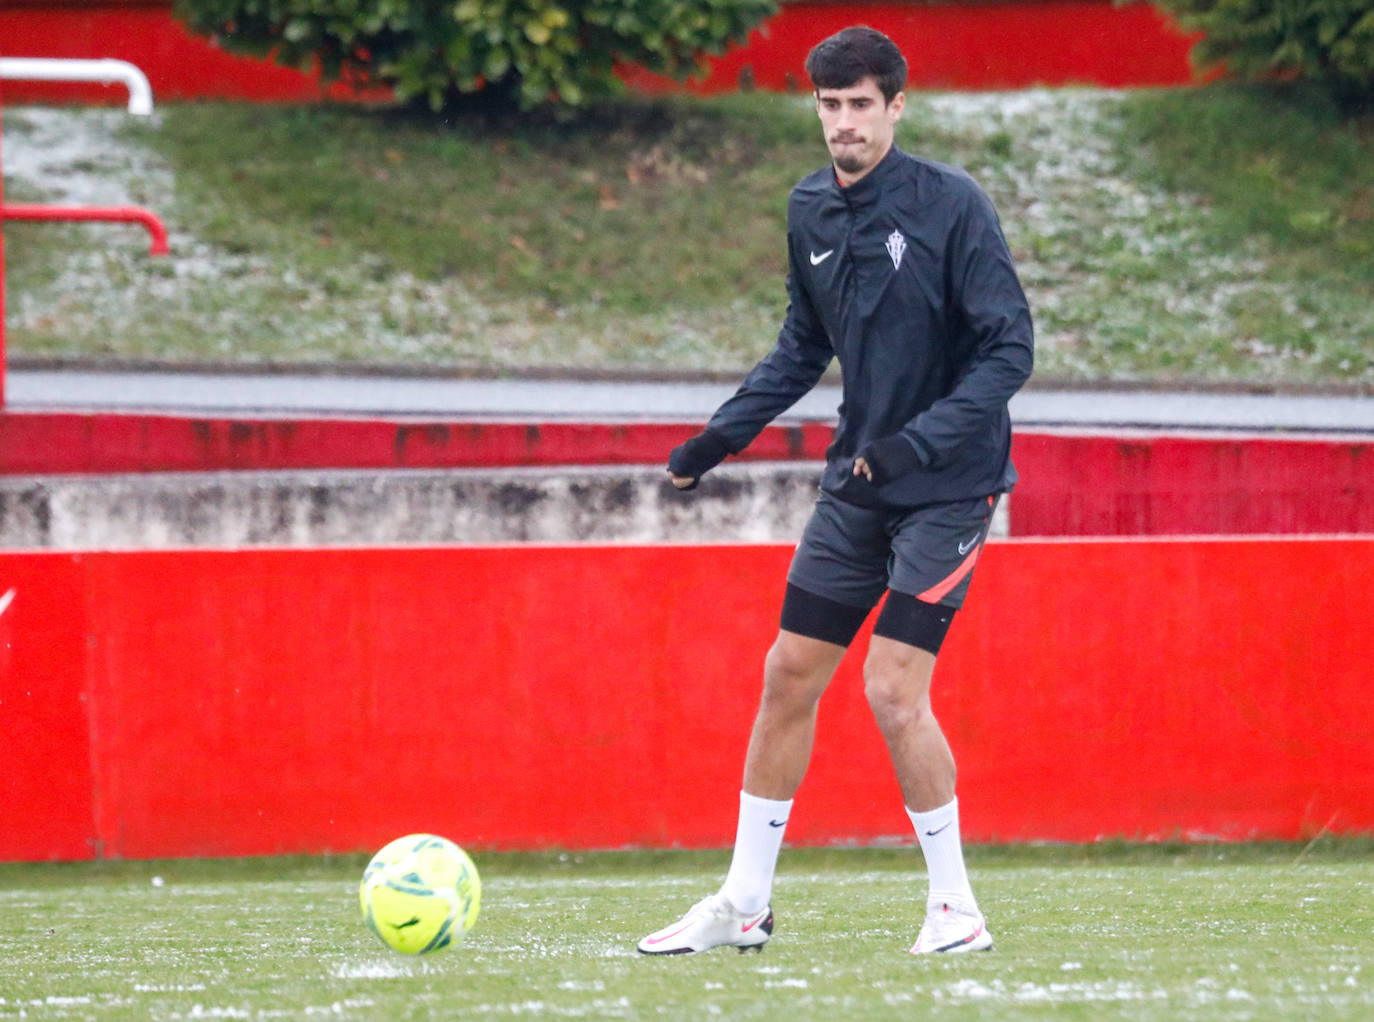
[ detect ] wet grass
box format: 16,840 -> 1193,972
2,86 -> 1371,384
1121,84 -> 1374,271
0,843 -> 1371,1020
1113,84 -> 1374,381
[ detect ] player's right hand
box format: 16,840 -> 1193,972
667,428 -> 732,491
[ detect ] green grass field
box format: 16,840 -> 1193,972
1,844 -> 1370,1020
3,85 -> 1372,384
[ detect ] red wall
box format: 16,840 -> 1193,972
3,539 -> 1371,862
2,552 -> 95,860
1011,431 -> 1374,536
0,1 -> 381,104
0,0 -> 1199,106
623,1 -> 1200,93
0,411 -> 1369,537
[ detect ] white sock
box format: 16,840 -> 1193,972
908,797 -> 977,910
719,790 -> 792,915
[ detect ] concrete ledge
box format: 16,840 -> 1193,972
0,463 -> 840,549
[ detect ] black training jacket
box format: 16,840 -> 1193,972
706,144 -> 1034,509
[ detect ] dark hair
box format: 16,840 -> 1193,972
804,26 -> 907,103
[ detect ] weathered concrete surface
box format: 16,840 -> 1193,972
0,463 -> 848,550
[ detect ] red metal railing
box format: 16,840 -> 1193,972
1,203 -> 169,256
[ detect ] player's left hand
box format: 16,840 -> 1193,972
853,434 -> 924,486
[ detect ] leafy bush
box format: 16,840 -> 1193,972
1147,0 -> 1374,95
175,0 -> 777,110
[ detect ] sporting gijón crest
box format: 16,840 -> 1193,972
885,229 -> 907,270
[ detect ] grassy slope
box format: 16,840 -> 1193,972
1,86 -> 1371,385
0,844 -> 1371,1020
1119,85 -> 1374,381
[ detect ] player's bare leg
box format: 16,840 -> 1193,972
742,629 -> 848,799
863,636 -> 952,810
864,634 -> 992,953
639,630 -> 844,954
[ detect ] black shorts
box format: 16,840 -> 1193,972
787,492 -> 1001,611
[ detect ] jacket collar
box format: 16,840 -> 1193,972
833,144 -> 904,206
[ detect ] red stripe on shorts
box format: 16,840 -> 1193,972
916,544 -> 982,604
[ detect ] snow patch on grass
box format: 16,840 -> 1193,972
330,959 -> 416,979
1,107 -> 172,207
3,98 -> 1370,383
913,89 -> 1371,383
937,977 -> 1169,1004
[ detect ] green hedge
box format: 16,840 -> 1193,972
175,0 -> 777,110
1149,0 -> 1374,94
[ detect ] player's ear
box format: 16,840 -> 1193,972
887,91 -> 906,122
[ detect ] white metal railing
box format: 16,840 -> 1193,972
0,57 -> 154,116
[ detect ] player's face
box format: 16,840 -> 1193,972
815,77 -> 905,184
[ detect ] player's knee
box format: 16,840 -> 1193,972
763,636 -> 816,688
864,678 -> 934,733
862,643 -> 935,729
762,635 -> 831,705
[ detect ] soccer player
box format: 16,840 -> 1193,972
637,26 -> 1033,956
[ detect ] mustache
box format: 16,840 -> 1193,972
829,134 -> 863,144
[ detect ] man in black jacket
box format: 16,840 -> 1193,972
638,26 -> 1033,956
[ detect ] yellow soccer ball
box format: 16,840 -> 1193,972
358,834 -> 481,954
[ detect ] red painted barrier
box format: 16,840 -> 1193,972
0,2 -> 378,104
2,538 -> 1371,861
0,552 -> 97,862
0,0 -> 1198,105
623,1 -> 1200,93
0,411 -> 827,474
1010,431 -> 1374,536
1,411 -> 1370,537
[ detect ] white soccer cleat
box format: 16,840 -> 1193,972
910,899 -> 993,954
637,893 -> 774,955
